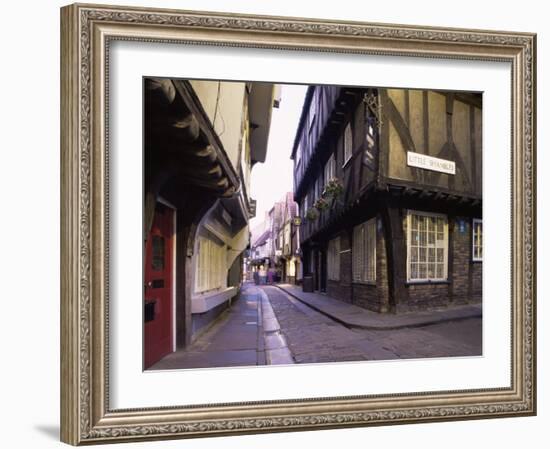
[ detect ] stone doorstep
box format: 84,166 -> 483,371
275,284 -> 482,331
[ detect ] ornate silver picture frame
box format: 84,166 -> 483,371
60,3 -> 536,445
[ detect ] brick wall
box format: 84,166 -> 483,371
402,216 -> 482,311
352,283 -> 378,310
452,217 -> 472,304
326,231 -> 352,303
286,276 -> 297,284
405,283 -> 450,311
471,262 -> 482,302
323,214 -> 482,313
327,280 -> 351,302
351,218 -> 390,312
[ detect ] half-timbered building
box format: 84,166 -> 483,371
278,192 -> 301,284
291,85 -> 482,313
247,193 -> 301,284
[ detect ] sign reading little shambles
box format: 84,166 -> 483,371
407,151 -> 456,175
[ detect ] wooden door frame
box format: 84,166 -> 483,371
157,196 -> 177,352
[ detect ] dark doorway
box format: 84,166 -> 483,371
144,202 -> 175,369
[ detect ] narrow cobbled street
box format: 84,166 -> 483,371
151,282 -> 481,370
261,285 -> 397,363
263,286 -> 481,362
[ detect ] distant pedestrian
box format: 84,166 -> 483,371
253,270 -> 259,285
259,265 -> 267,285
267,268 -> 274,284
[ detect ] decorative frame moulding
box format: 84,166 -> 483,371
60,3 -> 536,445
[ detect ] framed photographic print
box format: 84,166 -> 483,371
60,2 -> 536,445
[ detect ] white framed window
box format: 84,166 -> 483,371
221,207 -> 232,226
364,116 -> 377,168
296,142 -> 302,166
308,91 -> 317,134
472,218 -> 483,261
406,211 -> 448,282
195,237 -> 225,293
352,218 -> 376,283
343,122 -> 353,166
327,237 -> 341,281
315,177 -> 321,200
324,153 -> 335,185
366,122 -> 376,149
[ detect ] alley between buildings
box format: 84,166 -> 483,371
143,81 -> 484,371
149,282 -> 482,370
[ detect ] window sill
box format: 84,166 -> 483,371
191,286 -> 238,313
406,280 -> 450,286
352,280 -> 376,286
472,259 -> 483,263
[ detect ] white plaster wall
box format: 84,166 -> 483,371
189,80 -> 246,169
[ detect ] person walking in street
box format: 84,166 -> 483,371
259,265 -> 267,285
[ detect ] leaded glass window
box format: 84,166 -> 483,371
407,212 -> 448,282
472,219 -> 483,261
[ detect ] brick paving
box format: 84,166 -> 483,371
261,286 -> 396,363
150,283 -> 482,370
276,284 -> 482,330
353,319 -> 482,359
261,285 -> 482,363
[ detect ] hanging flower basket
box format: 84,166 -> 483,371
323,178 -> 344,199
314,197 -> 330,211
306,208 -> 319,221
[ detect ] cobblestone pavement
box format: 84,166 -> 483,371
261,286 -> 482,363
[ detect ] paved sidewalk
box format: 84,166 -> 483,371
149,285 -> 265,370
276,284 -> 482,330
148,284 -> 293,370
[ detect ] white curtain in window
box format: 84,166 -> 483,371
195,237 -> 225,293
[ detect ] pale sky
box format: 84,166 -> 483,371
249,84 -> 307,229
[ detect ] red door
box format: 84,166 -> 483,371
144,202 -> 174,369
